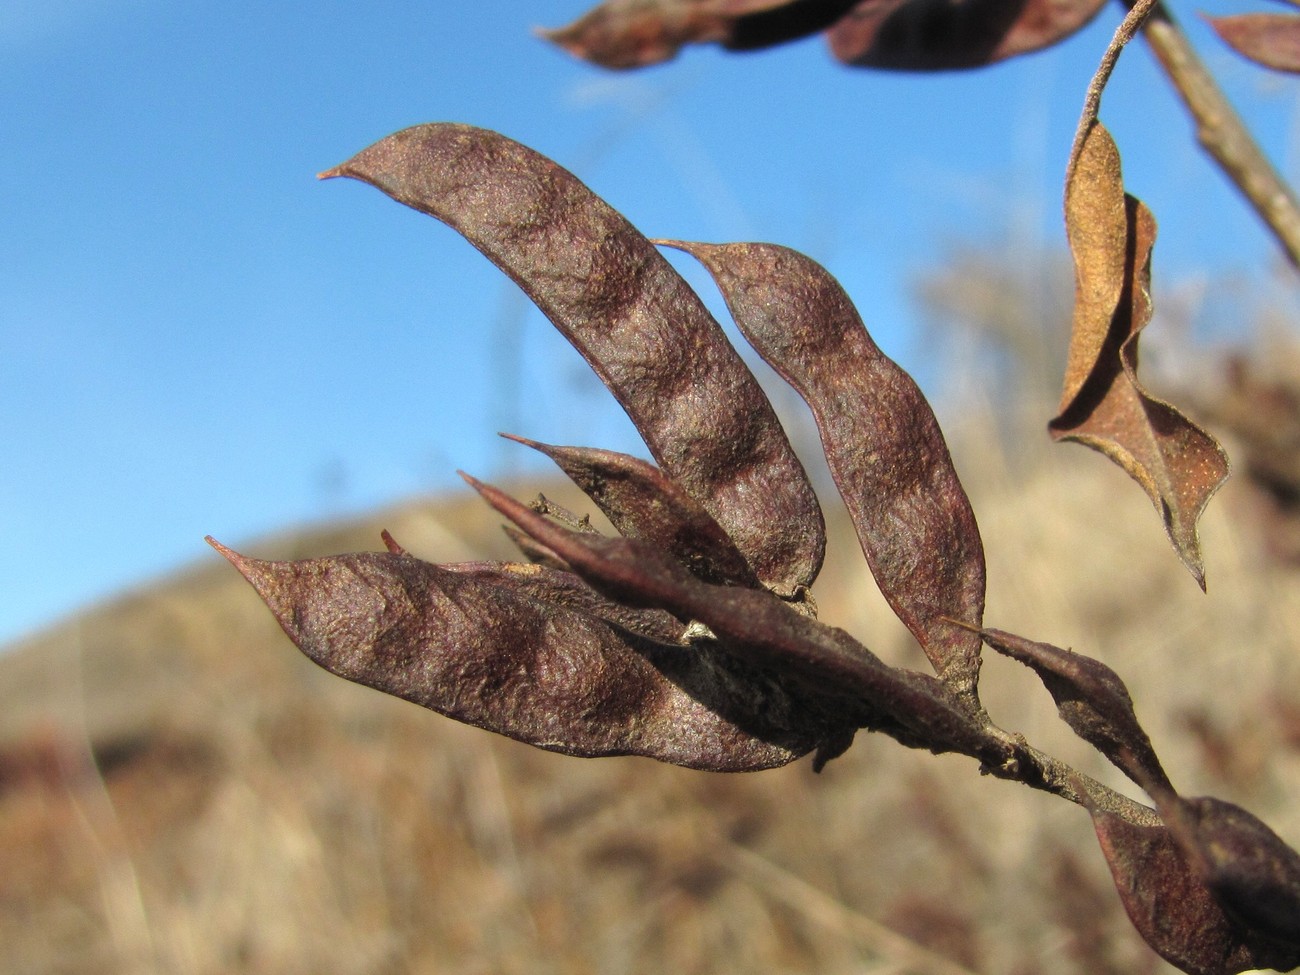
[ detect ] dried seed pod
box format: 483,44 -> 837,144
463,474 -> 1003,762
321,123 -> 825,595
664,240 -> 985,702
502,434 -> 762,589
1157,794 -> 1300,950
541,0 -> 1109,71
1090,807 -> 1300,974
208,537 -> 849,772
825,0 -> 1108,69
977,628 -> 1169,794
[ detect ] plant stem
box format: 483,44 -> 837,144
977,722 -> 1163,827
1071,0 -> 1159,176
1126,0 -> 1300,267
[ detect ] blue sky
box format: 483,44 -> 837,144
3,0 -> 1297,646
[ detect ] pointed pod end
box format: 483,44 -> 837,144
532,19 -> 615,65
205,536 -> 281,598
499,432 -> 571,468
204,534 -> 233,558
205,535 -> 252,576
459,471 -> 532,525
204,537 -> 309,641
498,431 -> 543,450
459,471 -> 524,523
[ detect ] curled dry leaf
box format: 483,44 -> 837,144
662,240 -> 985,703
977,627 -> 1169,793
1090,808 -> 1300,975
320,123 -> 825,596
1054,122 -> 1229,588
1208,13 -> 1300,74
541,0 -> 1108,71
206,537 -> 853,772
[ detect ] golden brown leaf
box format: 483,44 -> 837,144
1053,123 -> 1229,588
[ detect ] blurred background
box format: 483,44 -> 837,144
5,2 -> 1300,973
4,0 -> 1300,646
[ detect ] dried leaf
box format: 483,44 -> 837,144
663,240 -> 985,701
320,123 -> 825,595
1208,13 -> 1300,74
462,474 -> 1006,762
206,537 -> 850,772
977,628 -> 1169,793
502,433 -> 763,589
1090,808 -> 1300,974
540,0 -> 1107,71
1054,123 -> 1229,588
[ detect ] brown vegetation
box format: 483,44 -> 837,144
4,428 -> 1298,974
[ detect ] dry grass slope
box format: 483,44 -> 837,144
3,443 -> 1299,975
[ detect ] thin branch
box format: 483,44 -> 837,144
1068,0 -> 1160,179
1127,0 -> 1300,267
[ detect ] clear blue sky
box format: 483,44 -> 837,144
2,0 -> 1296,646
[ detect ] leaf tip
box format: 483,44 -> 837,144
1171,526 -> 1210,592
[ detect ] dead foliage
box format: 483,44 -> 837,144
206,118 -> 1299,973
2,457 -> 1298,974
541,0 -> 1109,71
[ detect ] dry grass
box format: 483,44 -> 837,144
3,436 -> 1299,975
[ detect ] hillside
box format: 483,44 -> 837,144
3,449 -> 1299,975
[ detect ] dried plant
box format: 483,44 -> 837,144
209,3 -> 1300,973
